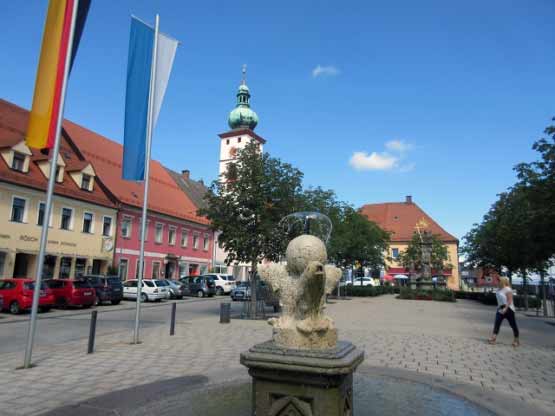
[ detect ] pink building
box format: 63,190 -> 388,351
65,119 -> 213,280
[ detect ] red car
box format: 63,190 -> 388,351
44,279 -> 96,308
0,279 -> 55,314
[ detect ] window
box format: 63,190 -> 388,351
82,212 -> 94,233
12,152 -> 25,172
144,280 -> 154,288
59,257 -> 72,279
121,217 -> 132,238
60,208 -> 72,230
238,137 -> 241,143
392,248 -> 399,259
75,258 -> 87,278
181,229 -> 188,247
135,260 -> 145,278
11,197 -> 26,223
152,262 -> 160,279
168,227 -> 176,245
55,165 -> 62,182
137,219 -> 149,241
193,233 -> 199,249
37,202 -> 45,226
226,139 -> 230,145
155,223 -> 163,243
118,259 -> 129,280
203,233 -> 210,251
81,174 -> 91,190
0,252 -> 6,276
102,216 -> 112,237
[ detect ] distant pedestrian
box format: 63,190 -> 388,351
488,276 -> 519,347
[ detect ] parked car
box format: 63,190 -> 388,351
0,279 -> 54,314
346,277 -> 379,287
179,275 -> 216,298
230,281 -> 250,301
82,275 -> 113,306
44,279 -> 95,308
122,279 -> 169,302
0,294 -> 3,312
203,273 -> 236,296
101,276 -> 124,305
154,279 -> 171,299
164,279 -> 185,299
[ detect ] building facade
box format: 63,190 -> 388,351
360,196 -> 460,290
64,115 -> 213,281
0,100 -> 117,279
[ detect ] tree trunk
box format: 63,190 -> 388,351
250,260 -> 258,319
540,270 -> 548,317
522,269 -> 529,311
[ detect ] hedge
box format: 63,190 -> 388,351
455,291 -> 540,308
341,285 -> 400,297
397,287 -> 456,302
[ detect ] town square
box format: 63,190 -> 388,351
1,1 -> 554,415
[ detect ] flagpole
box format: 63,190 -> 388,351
133,14 -> 159,344
23,0 -> 80,369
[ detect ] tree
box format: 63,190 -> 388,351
297,188 -> 390,279
397,232 -> 452,281
200,141 -> 303,317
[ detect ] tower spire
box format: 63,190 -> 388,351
242,64 -> 247,85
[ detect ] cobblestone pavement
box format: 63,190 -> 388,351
0,296 -> 553,415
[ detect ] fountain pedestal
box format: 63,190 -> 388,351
241,340 -> 364,416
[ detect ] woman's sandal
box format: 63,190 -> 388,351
512,340 -> 520,348
487,337 -> 496,345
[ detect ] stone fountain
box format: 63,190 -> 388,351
240,229 -> 364,416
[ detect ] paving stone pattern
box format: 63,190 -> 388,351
0,296 -> 553,416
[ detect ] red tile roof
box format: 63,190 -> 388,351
360,199 -> 458,243
62,113 -> 209,225
0,99 -> 115,209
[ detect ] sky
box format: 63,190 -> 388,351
2,0 -> 554,241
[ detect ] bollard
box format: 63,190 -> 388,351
220,302 -> 231,324
170,302 -> 176,336
88,310 -> 98,354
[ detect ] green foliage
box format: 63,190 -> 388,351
200,141 -> 304,267
342,285 -> 399,297
396,232 -> 451,272
463,118 -> 555,276
298,187 -> 390,270
397,287 -> 456,302
455,291 -> 540,308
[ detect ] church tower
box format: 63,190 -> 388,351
218,65 -> 266,178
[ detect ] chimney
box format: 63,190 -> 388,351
405,195 -> 413,204
181,169 -> 190,179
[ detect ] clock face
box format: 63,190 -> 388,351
103,238 -> 114,252
229,147 -> 238,158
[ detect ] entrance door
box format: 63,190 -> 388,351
43,255 -> 56,279
165,261 -> 175,279
13,253 -> 30,278
92,259 -> 102,275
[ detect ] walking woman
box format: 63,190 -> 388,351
488,276 -> 520,347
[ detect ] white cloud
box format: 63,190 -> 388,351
312,65 -> 339,78
349,140 -> 415,172
385,139 -> 412,153
349,152 -> 398,171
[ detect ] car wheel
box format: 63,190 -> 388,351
197,290 -> 204,298
83,304 -> 91,309
140,293 -> 148,303
111,300 -> 121,305
216,287 -> 224,296
40,306 -> 51,312
9,301 -> 20,315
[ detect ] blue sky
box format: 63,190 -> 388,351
2,1 -> 554,241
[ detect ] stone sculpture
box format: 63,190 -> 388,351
259,234 -> 342,350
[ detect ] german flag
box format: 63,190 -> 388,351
26,0 -> 91,149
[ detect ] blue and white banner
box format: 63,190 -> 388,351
122,16 -> 178,181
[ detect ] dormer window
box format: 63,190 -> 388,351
12,152 -> 26,172
55,165 -> 63,182
81,174 -> 91,190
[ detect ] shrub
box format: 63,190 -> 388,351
455,291 -> 540,308
397,287 -> 456,302
342,285 -> 399,297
